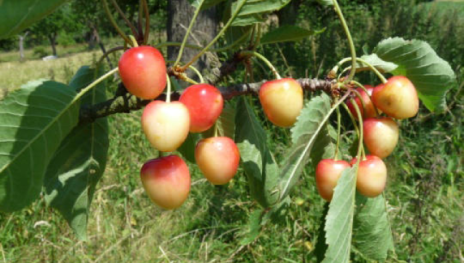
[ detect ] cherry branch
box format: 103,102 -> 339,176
78,78 -> 334,124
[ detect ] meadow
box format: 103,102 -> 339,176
0,1 -> 463,262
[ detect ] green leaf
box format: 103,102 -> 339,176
0,0 -> 67,39
315,203 -> 329,263
353,194 -> 394,262
374,37 -> 456,112
322,167 -> 357,263
310,125 -> 337,166
235,97 -> 279,208
202,100 -> 236,139
356,54 -> 398,74
0,81 -> 79,212
43,66 -> 109,240
278,93 -> 332,200
231,14 -> 264,27
231,0 -> 291,27
177,133 -> 201,163
261,25 -> 325,45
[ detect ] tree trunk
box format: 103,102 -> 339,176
49,33 -> 57,56
167,0 -> 218,81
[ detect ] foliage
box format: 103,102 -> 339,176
0,0 -> 462,262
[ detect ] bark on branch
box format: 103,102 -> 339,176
78,78 -> 334,124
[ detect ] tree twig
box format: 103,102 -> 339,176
78,78 -> 334,124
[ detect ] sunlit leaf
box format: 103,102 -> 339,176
278,93 -> 332,200
231,0 -> 291,27
356,54 -> 398,74
235,97 -> 279,208
44,66 -> 109,240
0,81 -> 79,212
0,0 -> 67,38
374,37 -> 456,112
353,194 -> 394,261
322,167 -> 357,263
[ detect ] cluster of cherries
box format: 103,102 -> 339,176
316,76 -> 419,201
118,45 -> 419,208
118,46 -> 240,209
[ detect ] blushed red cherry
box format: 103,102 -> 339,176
372,76 -> 419,119
315,159 -> 351,201
179,84 -> 224,133
140,155 -> 190,209
350,155 -> 387,198
142,100 -> 190,152
195,136 -> 240,185
259,78 -> 303,127
118,46 -> 167,99
363,117 -> 399,158
347,85 -> 379,119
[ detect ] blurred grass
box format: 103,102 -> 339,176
0,1 -> 463,262
0,50 -> 102,94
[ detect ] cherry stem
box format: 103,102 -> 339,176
180,0 -> 247,71
129,35 -> 139,47
96,46 -> 124,67
173,0 -> 205,67
334,99 -> 342,161
188,65 -> 205,83
351,80 -> 381,117
351,98 -> 365,160
166,74 -> 172,103
213,122 -> 219,137
240,51 -> 282,80
351,89 -> 366,118
341,102 -> 360,143
142,0 -> 150,44
101,0 -> 131,46
110,0 -> 139,39
332,0 -> 357,83
337,66 -> 351,81
335,57 -> 388,84
182,75 -> 199,85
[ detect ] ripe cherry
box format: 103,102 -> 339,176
179,84 -> 224,133
350,155 -> 387,198
259,78 -> 303,127
141,100 -> 190,152
347,85 -> 379,119
315,159 -> 351,201
195,136 -> 240,185
372,76 -> 419,119
118,46 -> 167,99
363,117 -> 399,158
140,155 -> 190,209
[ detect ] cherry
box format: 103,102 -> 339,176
118,46 -> 167,99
